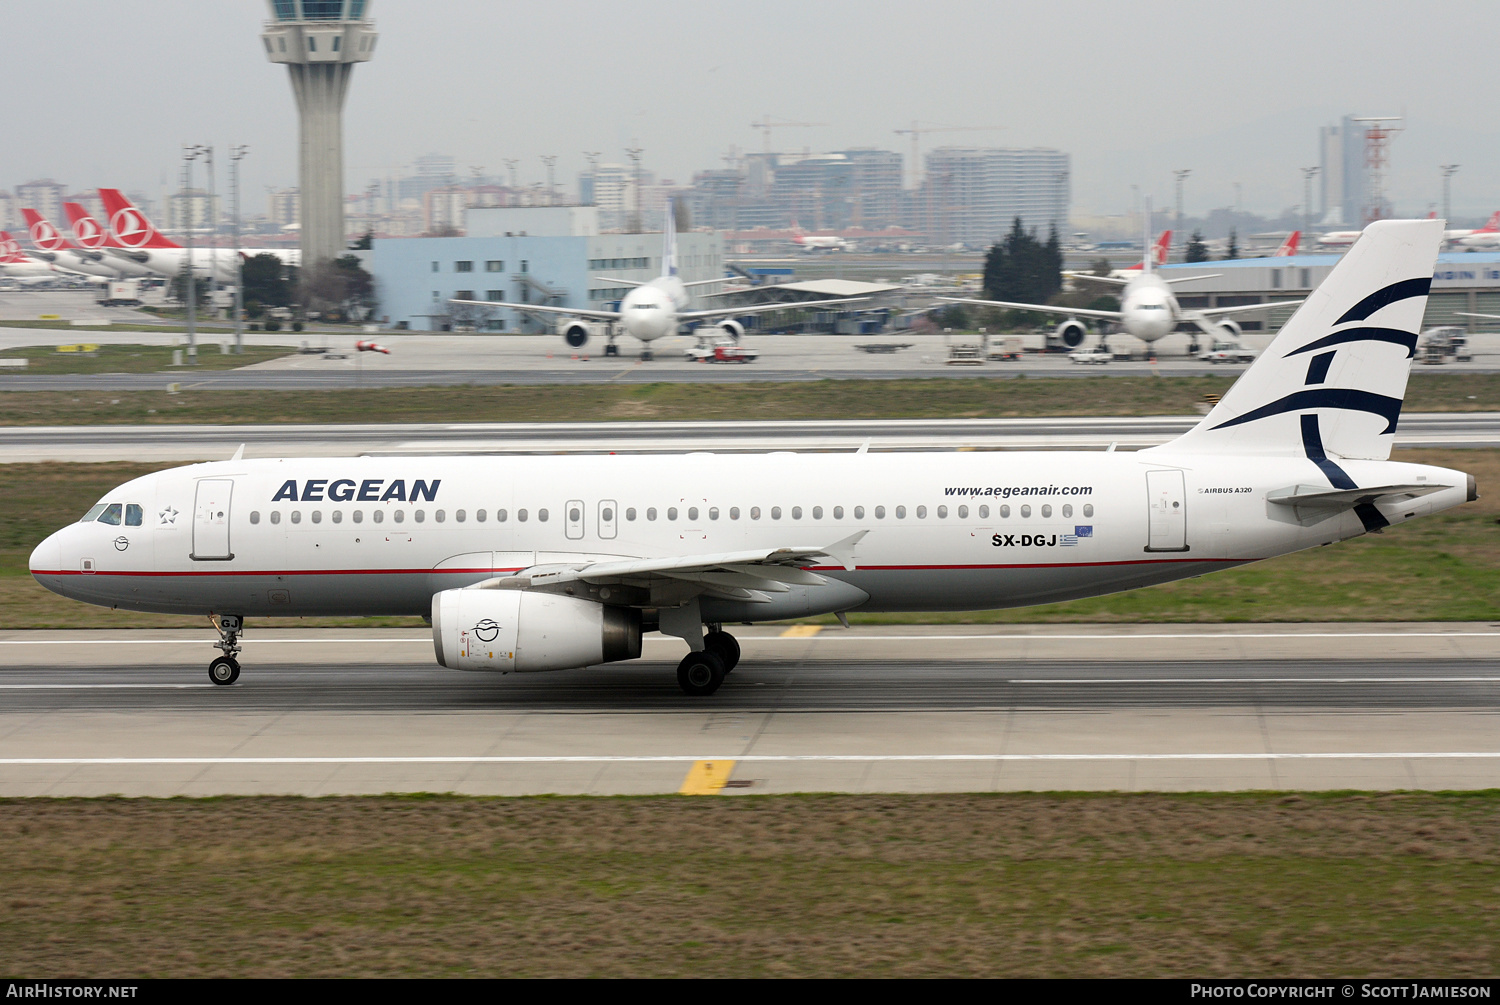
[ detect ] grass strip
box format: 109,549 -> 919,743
1,372 -> 1498,426
1,792 -> 1497,977
1,449 -> 1495,629
0,343 -> 294,375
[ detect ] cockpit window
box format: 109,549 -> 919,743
125,504 -> 143,527
96,503 -> 123,526
81,504 -> 107,523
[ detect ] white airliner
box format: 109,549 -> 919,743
0,230 -> 68,284
791,220 -> 848,252
451,202 -> 866,358
62,203 -> 157,279
94,189 -> 297,282
20,209 -> 121,280
942,221 -> 1302,352
30,220 -> 1477,696
1451,212 -> 1500,249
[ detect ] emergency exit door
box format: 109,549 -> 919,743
192,478 -> 235,561
1145,469 -> 1188,552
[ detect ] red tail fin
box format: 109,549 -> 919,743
1274,231 -> 1300,257
1480,210 -> 1500,234
98,188 -> 180,249
63,203 -> 109,249
21,209 -> 71,252
0,231 -> 27,263
1152,229 -> 1172,267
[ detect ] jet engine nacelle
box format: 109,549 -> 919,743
562,321 -> 590,348
1213,319 -> 1243,341
431,588 -> 641,673
1049,319 -> 1088,349
711,319 -> 745,342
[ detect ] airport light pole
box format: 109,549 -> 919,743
503,158 -> 519,192
230,145 -> 249,354
181,145 -> 206,364
202,145 -> 217,319
1440,164 -> 1459,224
1173,169 -> 1191,250
582,151 -> 601,205
1301,166 -> 1320,236
541,155 -> 557,205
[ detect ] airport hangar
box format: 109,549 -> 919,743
1154,251 -> 1500,334
368,206 -> 726,332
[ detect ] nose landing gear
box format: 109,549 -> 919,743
208,614 -> 243,685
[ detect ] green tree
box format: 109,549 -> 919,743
982,217 -> 1062,305
300,255 -> 378,321
350,231 -> 373,251
1090,257 -> 1113,277
242,253 -> 295,313
1185,230 -> 1210,263
1223,228 -> 1240,260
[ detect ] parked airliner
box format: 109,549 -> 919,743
62,203 -> 157,279
451,201 -> 866,358
791,220 -> 849,251
30,221 -> 1475,696
0,231 -> 68,284
20,209 -> 125,280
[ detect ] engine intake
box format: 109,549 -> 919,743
1213,319 -> 1243,341
1050,319 -> 1087,349
432,589 -> 641,672
713,319 -> 745,342
562,322 -> 590,348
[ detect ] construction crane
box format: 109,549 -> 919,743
894,122 -> 1005,188
750,116 -> 828,155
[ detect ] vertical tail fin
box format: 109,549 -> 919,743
97,189 -> 180,249
21,209 -> 70,252
662,196 -> 678,277
1156,219 -> 1443,461
63,203 -> 108,249
1480,210 -> 1500,234
1274,231 -> 1301,257
0,232 -> 26,262
1153,229 -> 1172,268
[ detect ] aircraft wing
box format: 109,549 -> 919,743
1192,299 -> 1304,319
1267,483 -> 1448,508
1454,312 -> 1500,320
678,296 -> 870,321
936,297 -> 1122,321
1161,274 -> 1223,284
448,298 -> 621,322
469,532 -> 869,600
592,278 -> 646,288
1063,272 -> 1130,287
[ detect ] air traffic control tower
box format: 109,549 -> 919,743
262,1 -> 377,268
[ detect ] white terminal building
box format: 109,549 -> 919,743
369,206 -> 725,331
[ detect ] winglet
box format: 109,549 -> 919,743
230,443 -> 245,462
855,439 -> 870,454
818,530 -> 868,571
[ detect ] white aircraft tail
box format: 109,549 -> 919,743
1156,218 -> 1443,463
662,197 -> 678,277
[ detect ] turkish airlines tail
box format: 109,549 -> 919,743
0,231 -> 28,262
1127,230 -> 1172,271
1273,231 -> 1300,257
1474,211 -> 1500,235
20,209 -> 71,252
63,203 -> 111,250
1160,219 -> 1442,464
97,189 -> 181,250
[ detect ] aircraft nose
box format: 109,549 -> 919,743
30,529 -> 65,596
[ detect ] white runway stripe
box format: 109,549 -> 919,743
4,752 -> 1500,765
0,684 -> 211,689
1006,677 -> 1500,684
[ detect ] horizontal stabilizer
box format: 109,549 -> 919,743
1267,483 -> 1447,508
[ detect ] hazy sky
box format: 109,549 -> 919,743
3,0 -> 1497,220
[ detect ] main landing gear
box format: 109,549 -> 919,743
675,627 -> 741,696
208,614 -> 243,685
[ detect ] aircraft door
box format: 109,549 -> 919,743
192,478 -> 235,561
565,499 -> 585,540
1144,469 -> 1188,553
598,499 -> 617,540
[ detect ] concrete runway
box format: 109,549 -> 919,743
3,327 -> 1499,389
2,413 -> 1495,462
2,623 -> 1497,796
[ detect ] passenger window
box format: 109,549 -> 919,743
978,505 -> 989,519
569,506 -> 581,523
1041,504 -> 1052,518
393,511 -> 404,524
667,507 -> 678,521
1000,505 -> 1010,518
791,506 -> 802,519
937,506 -> 947,518
250,511 -> 260,525
311,511 -> 322,524
538,509 -> 548,522
626,508 -> 636,521
1062,504 -> 1072,518
97,503 -> 123,525
750,507 -> 761,520
895,506 -> 905,519
708,507 -> 718,520
915,506 -> 926,518
688,507 -> 699,521
332,511 -> 343,524
517,509 -> 527,522
833,506 -> 844,519
81,504 -> 107,522
291,511 -> 302,524
602,506 -> 614,522
957,505 -> 968,519
646,508 -> 656,521
875,506 -> 885,519
498,509 -> 507,522
729,507 -> 739,520
373,510 -> 383,524
1020,505 -> 1031,518
353,510 -> 363,523
477,509 -> 487,522
436,510 -> 446,523
771,507 -> 781,520
854,506 -> 864,519
454,510 -> 463,523
125,504 -> 143,527
414,510 -> 424,523
1083,504 -> 1094,518
271,511 -> 283,525
812,506 -> 823,519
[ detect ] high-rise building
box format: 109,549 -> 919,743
168,189 -> 222,232
15,179 -> 66,223
919,148 -> 1070,246
0,191 -> 17,231
269,188 -> 301,229
261,1 -> 378,267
